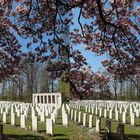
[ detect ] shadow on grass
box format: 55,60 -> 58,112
37,131 -> 67,138
5,134 -> 45,140
53,138 -> 69,140
53,134 -> 66,137
102,133 -> 140,140
55,122 -> 62,125
38,130 -> 46,133
125,134 -> 140,140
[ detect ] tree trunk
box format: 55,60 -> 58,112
1,81 -> 5,100
51,79 -> 54,92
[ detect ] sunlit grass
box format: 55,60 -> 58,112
0,109 -> 95,140
71,106 -> 140,140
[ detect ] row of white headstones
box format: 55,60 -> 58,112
1,100 -> 139,136
69,100 -> 140,132
0,101 -> 70,136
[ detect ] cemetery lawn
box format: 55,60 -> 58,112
78,107 -> 140,140
2,114 -> 140,140
1,105 -> 140,140
0,114 -> 94,140
1,123 -> 95,140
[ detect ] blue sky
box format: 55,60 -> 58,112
14,7 -> 106,72
75,44 -> 106,72
71,8 -> 106,72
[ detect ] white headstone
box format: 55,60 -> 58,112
130,113 -> 135,126
1,107 -> 3,114
104,109 -> 107,118
3,112 -> 7,123
46,118 -> 53,136
85,106 -> 88,112
136,109 -> 139,118
45,109 -> 49,117
91,107 -> 94,114
78,111 -> 81,124
122,112 -> 126,124
119,107 -> 122,114
66,104 -> 70,114
88,106 -> 91,113
115,110 -> 119,121
40,112 -> 45,122
83,113 -> 87,127
95,106 -> 98,115
20,115 -> 26,129
32,116 -> 38,131
51,113 -> 56,124
11,112 -> 16,126
17,109 -> 20,117
70,109 -> 74,120
89,114 -> 93,128
74,110 -> 77,122
109,110 -> 112,119
62,114 -> 68,127
99,108 -> 102,117
96,117 -> 101,133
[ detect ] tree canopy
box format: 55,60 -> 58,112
0,0 -> 140,99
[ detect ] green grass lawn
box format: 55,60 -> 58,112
0,110 -> 95,140
74,106 -> 140,140
2,122 -> 95,140
1,105 -> 140,140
